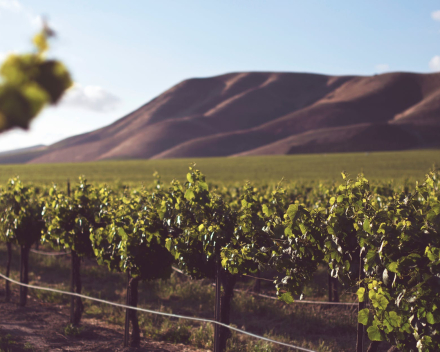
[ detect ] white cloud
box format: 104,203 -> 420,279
429,56 -> 440,71
27,13 -> 42,27
0,0 -> 22,12
0,0 -> 42,27
432,10 -> 440,21
61,84 -> 121,112
374,64 -> 390,74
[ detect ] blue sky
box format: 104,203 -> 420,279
0,0 -> 439,152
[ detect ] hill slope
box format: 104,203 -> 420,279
3,71 -> 440,164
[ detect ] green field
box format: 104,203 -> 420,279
0,149 -> 439,186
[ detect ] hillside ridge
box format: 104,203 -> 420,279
2,71 -> 440,164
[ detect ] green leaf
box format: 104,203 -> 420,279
388,262 -> 398,273
363,219 -> 371,234
186,173 -> 193,183
199,181 -> 208,191
426,312 -> 435,325
262,204 -> 271,217
286,204 -> 299,220
165,238 -> 172,252
358,308 -> 370,325
35,61 -> 72,103
118,227 -> 126,237
366,250 -> 377,266
33,32 -> 48,53
388,311 -> 401,327
279,292 -> 294,304
22,83 -> 49,116
367,325 -> 385,341
374,294 -> 389,310
357,287 -> 366,302
184,189 -> 195,200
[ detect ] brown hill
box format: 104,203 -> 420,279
3,71 -> 440,164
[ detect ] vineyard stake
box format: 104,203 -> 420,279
19,246 -> 23,303
332,277 -> 339,302
328,272 -> 332,302
124,271 -> 130,347
5,242 -> 11,301
214,251 -> 222,352
253,269 -> 261,293
19,245 -> 29,306
356,249 -> 366,352
70,251 -> 75,324
67,180 -> 75,325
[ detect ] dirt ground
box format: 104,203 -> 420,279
0,288 -> 208,352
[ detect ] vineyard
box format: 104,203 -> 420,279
1,166 -> 440,352
1,150 -> 440,185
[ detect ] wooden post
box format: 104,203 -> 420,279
252,269 -> 261,293
72,253 -> 84,325
332,277 -> 339,302
19,245 -> 29,307
214,252 -> 222,352
356,250 -> 366,352
5,242 -> 11,302
68,179 -> 75,324
219,273 -> 236,351
70,250 -> 75,324
124,271 -> 130,347
19,245 -> 23,301
128,277 -> 140,347
328,272 -> 333,302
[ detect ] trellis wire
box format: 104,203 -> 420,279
171,267 -> 357,306
0,272 -> 317,352
28,249 -> 356,306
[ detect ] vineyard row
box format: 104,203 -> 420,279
1,168 -> 440,352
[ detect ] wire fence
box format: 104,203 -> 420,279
0,272 -> 317,352
27,249 -> 356,306
171,266 -> 357,306
30,249 -> 70,256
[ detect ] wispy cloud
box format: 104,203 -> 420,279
432,10 -> 440,21
28,13 -> 42,27
429,56 -> 440,71
0,0 -> 42,27
0,0 -> 22,12
61,84 -> 121,112
374,64 -> 390,74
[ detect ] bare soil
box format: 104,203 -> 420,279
0,288 -> 207,352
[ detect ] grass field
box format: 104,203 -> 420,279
0,149 -> 439,186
